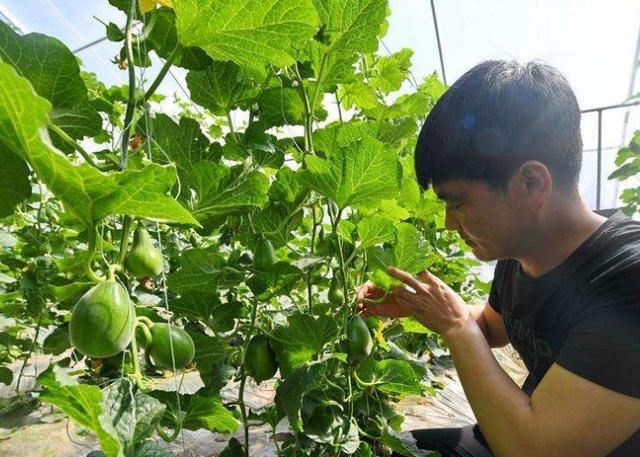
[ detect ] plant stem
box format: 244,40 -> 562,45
48,123 -> 111,171
117,216 -> 133,266
293,63 -> 314,157
309,52 -> 328,118
238,298 -> 259,457
129,327 -> 144,388
16,309 -> 43,395
120,0 -> 137,170
226,110 -> 239,143
84,223 -> 105,283
141,44 -> 181,104
335,91 -> 344,124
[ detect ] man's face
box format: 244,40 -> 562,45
434,179 -> 526,261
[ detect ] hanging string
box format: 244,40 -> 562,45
429,0 -> 447,85
134,4 -> 185,451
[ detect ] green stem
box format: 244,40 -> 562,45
120,0 -> 137,170
48,123 -> 112,171
156,424 -> 181,442
15,309 -> 43,395
129,326 -> 144,388
226,110 -> 239,143
335,91 -> 344,124
309,52 -> 328,118
307,202 -> 319,310
117,216 -> 133,267
136,315 -> 155,329
238,299 -> 259,457
135,321 -> 152,349
293,63 -> 314,156
141,44 -> 182,104
84,223 -> 105,283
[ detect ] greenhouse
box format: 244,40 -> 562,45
0,1 -> 639,456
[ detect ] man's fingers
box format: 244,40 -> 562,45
386,266 -> 427,293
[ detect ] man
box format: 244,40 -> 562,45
357,60 -> 640,457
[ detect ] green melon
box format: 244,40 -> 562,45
69,279 -> 136,358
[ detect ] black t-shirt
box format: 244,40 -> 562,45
489,210 -> 640,456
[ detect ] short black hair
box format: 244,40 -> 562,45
414,60 -> 582,192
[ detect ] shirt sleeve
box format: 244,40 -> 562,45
555,267 -> 640,399
488,261 -> 503,313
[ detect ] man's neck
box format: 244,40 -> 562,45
516,197 -> 608,278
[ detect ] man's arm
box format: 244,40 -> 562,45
445,322 -> 640,457
468,302 -> 509,348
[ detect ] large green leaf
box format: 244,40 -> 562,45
174,0 -> 319,70
0,151 -> 31,218
101,379 -> 166,452
370,48 -> 413,93
253,203 -> 304,246
275,362 -> 326,432
357,215 -> 395,250
0,61 -> 197,226
356,358 -> 423,396
189,161 -> 270,221
0,21 -> 101,141
182,395 -> 239,433
301,136 -> 401,209
187,61 -> 258,114
37,366 -> 122,457
167,248 -> 243,294
313,0 -> 388,54
271,312 -> 338,377
141,114 -> 212,182
367,223 -> 430,289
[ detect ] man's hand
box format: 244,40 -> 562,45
356,279 -> 412,319
358,266 -> 473,339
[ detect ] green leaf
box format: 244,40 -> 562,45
101,379 -> 166,450
301,136 -> 401,210
275,362 -> 326,431
141,114 -> 212,183
367,223 -> 429,289
313,0 -> 388,54
189,161 -> 270,221
256,87 -> 302,127
247,262 -> 304,301
370,48 -> 413,93
0,61 -> 198,226
0,21 -> 101,141
269,168 -> 308,206
272,312 -> 338,377
37,366 -> 122,457
357,215 -> 395,250
187,61 -> 258,115
394,223 -> 429,273
42,327 -> 71,355
0,366 -> 12,385
187,332 -> 232,387
378,428 -> 426,457
356,358 -> 423,396
0,151 -> 31,218
182,394 -> 239,433
167,248 -> 243,294
399,317 -> 432,335
134,441 -> 176,457
253,203 -> 304,246
339,78 -> 380,111
174,0 -> 319,70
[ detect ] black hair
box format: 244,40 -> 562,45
414,60 -> 582,192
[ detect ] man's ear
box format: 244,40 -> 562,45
518,161 -> 552,211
